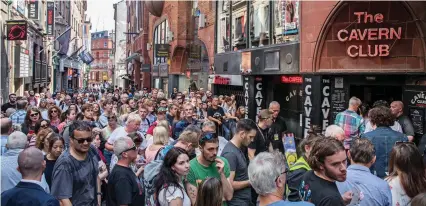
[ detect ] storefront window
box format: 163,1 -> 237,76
232,0 -> 247,50
274,0 -> 299,43
216,0 -> 231,53
251,0 -> 269,47
153,19 -> 169,65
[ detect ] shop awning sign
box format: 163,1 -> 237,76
6,20 -> 27,41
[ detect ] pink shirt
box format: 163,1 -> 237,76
144,145 -> 164,164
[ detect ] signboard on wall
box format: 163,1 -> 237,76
159,63 -> 168,77
155,44 -> 170,57
28,0 -> 39,19
6,20 -> 27,41
404,90 -> 426,136
46,1 -> 54,36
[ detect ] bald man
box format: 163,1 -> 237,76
1,118 -> 12,154
390,101 -> 415,141
1,148 -> 59,206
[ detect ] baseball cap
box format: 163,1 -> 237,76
157,107 -> 168,113
258,109 -> 273,119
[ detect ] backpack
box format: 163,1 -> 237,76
143,148 -> 165,206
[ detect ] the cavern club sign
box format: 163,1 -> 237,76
6,20 -> 28,41
410,92 -> 426,107
337,12 -> 402,58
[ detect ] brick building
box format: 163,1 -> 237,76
299,1 -> 426,138
125,0 -> 215,94
90,31 -> 114,86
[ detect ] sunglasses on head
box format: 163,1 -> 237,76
71,136 -> 93,144
30,113 -> 39,117
200,133 -> 217,143
120,143 -> 137,155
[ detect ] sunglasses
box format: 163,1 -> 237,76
40,124 -> 49,128
275,170 -> 288,182
107,116 -> 117,121
30,113 -> 39,117
71,136 -> 93,144
200,133 -> 217,143
120,143 -> 137,155
50,110 -> 58,113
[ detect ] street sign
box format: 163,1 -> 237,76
46,1 -> 54,35
6,20 -> 27,40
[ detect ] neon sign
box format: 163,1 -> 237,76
281,76 -> 303,84
6,20 -> 27,41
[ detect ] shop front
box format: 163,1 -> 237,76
300,1 -> 426,137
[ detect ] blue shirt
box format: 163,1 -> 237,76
336,164 -> 392,206
1,135 -> 8,155
9,110 -> 26,124
267,200 -> 314,206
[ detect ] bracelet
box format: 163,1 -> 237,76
97,192 -> 102,196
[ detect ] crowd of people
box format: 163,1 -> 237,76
0,87 -> 426,206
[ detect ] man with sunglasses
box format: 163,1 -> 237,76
107,136 -> 145,206
221,119 -> 257,206
51,121 -> 101,206
248,152 -> 313,206
186,132 -> 234,205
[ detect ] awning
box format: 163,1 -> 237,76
125,53 -> 140,62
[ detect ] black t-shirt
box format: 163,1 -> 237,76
248,127 -> 269,156
269,116 -> 287,154
398,115 -> 415,136
1,102 -> 17,112
207,106 -> 225,130
44,156 -> 57,190
301,171 -> 345,206
107,165 -> 145,206
221,142 -> 251,205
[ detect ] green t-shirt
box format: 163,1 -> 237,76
187,156 -> 231,206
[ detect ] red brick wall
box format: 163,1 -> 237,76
198,0 -> 215,67
301,1 -> 426,73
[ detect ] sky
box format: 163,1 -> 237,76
87,0 -> 120,33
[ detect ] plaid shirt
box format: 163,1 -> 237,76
9,110 -> 27,125
334,109 -> 364,149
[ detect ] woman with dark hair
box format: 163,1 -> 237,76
235,106 -> 246,120
44,134 -> 64,189
34,119 -> 59,134
195,177 -> 223,206
48,105 -> 62,127
57,109 -> 77,133
92,103 -> 102,122
386,143 -> 426,206
411,193 -> 426,206
21,107 -> 42,136
361,106 -> 408,179
154,147 -> 191,206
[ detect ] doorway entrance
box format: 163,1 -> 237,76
349,85 -> 403,106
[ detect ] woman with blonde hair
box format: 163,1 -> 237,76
144,126 -> 169,163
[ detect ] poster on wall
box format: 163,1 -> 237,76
282,0 -> 299,35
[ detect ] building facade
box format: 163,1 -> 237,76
90,31 -> 113,87
300,1 -> 426,138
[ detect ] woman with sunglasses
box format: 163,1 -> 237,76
44,134 -> 64,190
154,147 -> 191,206
57,109 -> 77,134
21,107 -> 42,136
48,105 -> 62,128
386,143 -> 426,206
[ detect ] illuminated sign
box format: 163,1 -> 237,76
46,1 -> 54,35
338,12 -> 402,58
281,76 -> 303,84
213,76 -> 230,85
6,20 -> 27,41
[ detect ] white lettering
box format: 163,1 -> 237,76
305,85 -> 312,95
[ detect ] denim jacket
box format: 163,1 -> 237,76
361,127 -> 408,178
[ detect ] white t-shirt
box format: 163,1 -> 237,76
158,183 -> 191,206
107,127 -> 129,145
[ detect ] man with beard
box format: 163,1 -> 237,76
137,106 -> 150,136
186,132 -> 234,205
166,104 -> 178,126
51,121 -> 101,206
248,109 -> 273,161
248,152 -> 313,206
172,103 -> 198,140
300,137 -> 350,206
208,96 -> 228,139
1,94 -> 18,113
107,137 -> 145,206
221,119 -> 257,206
63,104 -> 96,149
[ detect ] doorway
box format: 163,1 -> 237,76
349,85 -> 403,106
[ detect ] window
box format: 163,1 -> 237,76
216,1 -> 231,53
251,0 -> 270,47
104,42 -> 107,48
153,19 -> 169,65
274,0 -> 299,43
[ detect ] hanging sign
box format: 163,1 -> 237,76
28,0 -> 39,19
46,1 -> 55,36
6,20 -> 27,41
155,44 -> 169,57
